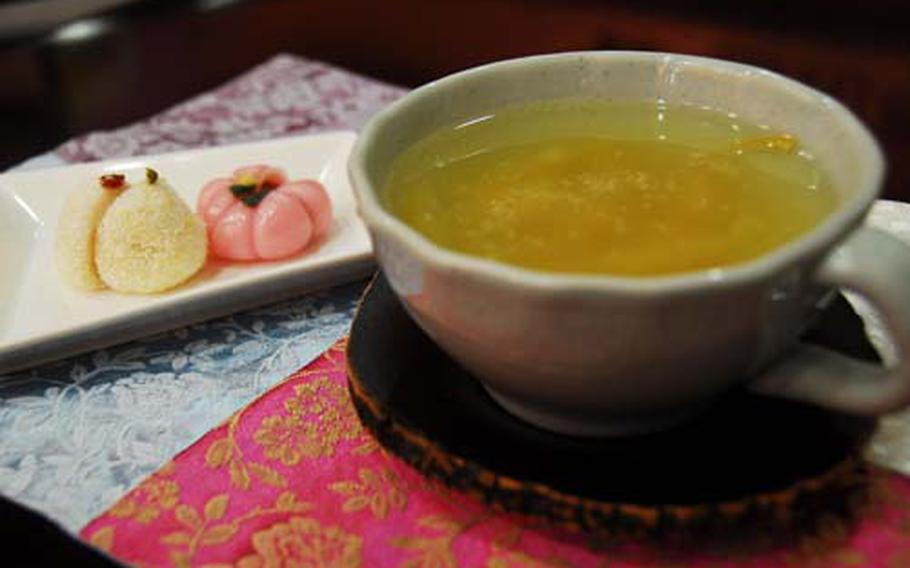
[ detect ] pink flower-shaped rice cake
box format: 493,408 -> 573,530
197,165 -> 332,261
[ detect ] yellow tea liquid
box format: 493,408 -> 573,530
383,100 -> 837,276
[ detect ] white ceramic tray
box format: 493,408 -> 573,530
0,131 -> 373,374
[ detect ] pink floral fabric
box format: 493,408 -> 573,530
81,340 -> 910,567
55,54 -> 405,163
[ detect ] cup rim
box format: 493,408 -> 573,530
349,51 -> 886,296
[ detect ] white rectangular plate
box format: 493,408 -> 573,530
0,131 -> 373,374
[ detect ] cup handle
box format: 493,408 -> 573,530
750,226 -> 910,415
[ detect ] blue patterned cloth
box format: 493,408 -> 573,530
0,281 -> 365,531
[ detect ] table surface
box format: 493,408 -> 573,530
1,4 -> 910,535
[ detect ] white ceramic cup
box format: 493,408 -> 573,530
349,51 -> 910,436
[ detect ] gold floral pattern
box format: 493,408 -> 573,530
88,526 -> 115,552
350,436 -> 381,456
889,549 -> 910,568
486,528 -> 574,568
254,378 -> 362,464
487,548 -> 572,568
237,516 -> 361,568
330,466 -> 407,519
255,416 -> 309,465
159,491 -> 313,565
203,347 -> 353,490
781,512 -> 868,567
109,474 -> 180,524
205,433 -> 289,491
391,514 -> 471,568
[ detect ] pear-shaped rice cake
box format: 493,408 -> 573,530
95,176 -> 207,293
55,175 -> 126,290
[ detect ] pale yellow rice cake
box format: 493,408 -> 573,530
95,178 -> 207,293
55,178 -> 124,290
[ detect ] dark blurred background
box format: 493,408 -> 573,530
1,0 -> 908,197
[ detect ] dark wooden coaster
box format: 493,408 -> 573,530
346,273 -> 878,540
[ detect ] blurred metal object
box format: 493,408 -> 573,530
50,17 -> 111,44
0,0 -> 139,40
196,0 -> 245,12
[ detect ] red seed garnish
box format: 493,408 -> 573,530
99,174 -> 126,189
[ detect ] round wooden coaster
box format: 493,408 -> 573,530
346,273 -> 878,539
